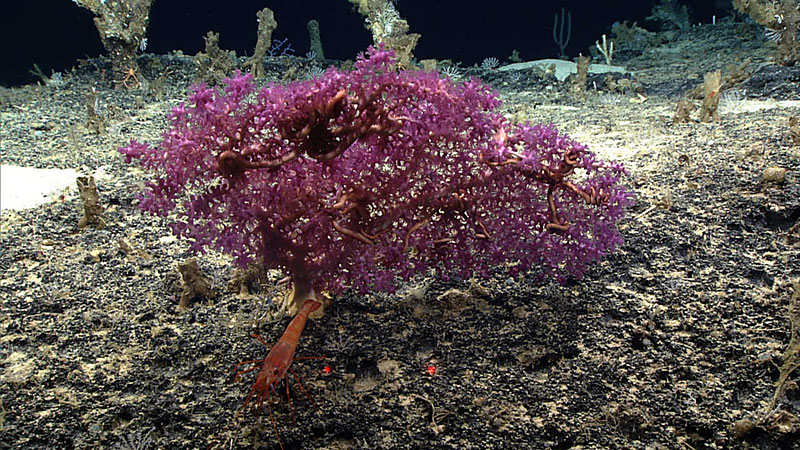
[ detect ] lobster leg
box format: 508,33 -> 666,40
289,367 -> 319,412
267,389 -> 283,450
235,386 -> 259,418
285,377 -> 296,424
251,333 -> 271,347
232,359 -> 266,381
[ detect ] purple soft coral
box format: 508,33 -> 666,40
120,46 -> 632,302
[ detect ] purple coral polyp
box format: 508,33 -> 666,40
120,46 -> 632,294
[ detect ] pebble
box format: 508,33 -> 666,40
763,166 -> 787,183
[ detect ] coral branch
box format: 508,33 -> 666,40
332,220 -> 375,245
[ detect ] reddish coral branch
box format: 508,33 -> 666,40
332,220 -> 375,245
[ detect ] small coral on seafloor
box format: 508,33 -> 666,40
120,46 -> 632,300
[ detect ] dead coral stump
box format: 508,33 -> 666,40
789,116 -> 800,147
242,7 -> 277,78
177,258 -> 215,311
77,176 -> 106,229
673,99 -> 696,124
227,264 -> 269,298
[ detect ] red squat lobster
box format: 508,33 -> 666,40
233,299 -> 323,449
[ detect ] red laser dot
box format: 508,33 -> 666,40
323,366 -> 331,374
427,365 -> 436,376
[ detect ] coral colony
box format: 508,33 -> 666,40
120,46 -> 631,307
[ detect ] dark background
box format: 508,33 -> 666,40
2,1 -> 730,87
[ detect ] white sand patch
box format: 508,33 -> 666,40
0,165 -> 79,211
498,59 -> 626,81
